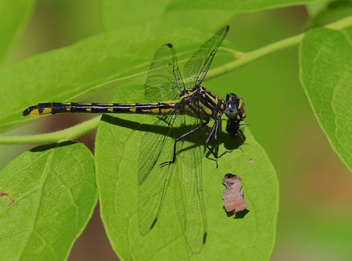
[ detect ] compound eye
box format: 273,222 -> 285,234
226,93 -> 238,102
225,100 -> 238,118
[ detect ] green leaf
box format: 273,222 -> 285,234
300,26 -> 352,171
0,0 -> 35,65
95,88 -> 278,260
102,0 -> 321,34
165,0 -> 317,13
0,26 -> 232,134
306,0 -> 352,29
102,0 -> 233,33
0,142 -> 97,260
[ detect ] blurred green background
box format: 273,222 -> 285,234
2,1 -> 352,260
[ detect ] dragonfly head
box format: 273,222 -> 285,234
225,93 -> 246,137
225,93 -> 245,120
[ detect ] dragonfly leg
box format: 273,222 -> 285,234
237,123 -> 250,143
205,122 -> 217,151
206,118 -> 231,147
212,120 -> 228,144
236,130 -> 245,142
206,145 -> 219,168
160,118 -> 210,166
204,120 -> 224,168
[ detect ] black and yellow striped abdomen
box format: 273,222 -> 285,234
22,101 -> 180,116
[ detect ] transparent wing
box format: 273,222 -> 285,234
138,115 -> 177,235
144,43 -> 185,103
184,26 -> 229,90
172,115 -> 207,254
138,113 -> 207,254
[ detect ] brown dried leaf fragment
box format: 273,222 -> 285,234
0,192 -> 15,207
222,173 -> 249,213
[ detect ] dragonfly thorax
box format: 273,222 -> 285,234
225,93 -> 246,121
225,93 -> 246,137
178,85 -> 220,119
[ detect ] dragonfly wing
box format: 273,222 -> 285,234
184,26 -> 229,89
138,115 -> 177,235
144,43 -> 185,103
172,115 -> 207,254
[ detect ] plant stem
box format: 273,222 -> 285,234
2,16 -> 352,145
0,116 -> 101,144
206,33 -> 304,81
206,16 -> 352,81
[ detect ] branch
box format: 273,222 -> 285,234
206,16 -> 352,81
0,116 -> 100,144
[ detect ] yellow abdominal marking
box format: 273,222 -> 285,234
108,108 -> 113,112
160,108 -> 172,114
150,100 -> 179,105
29,107 -> 52,116
86,108 -> 92,112
29,109 -> 39,116
66,108 -> 71,112
129,108 -> 136,113
41,108 -> 52,115
151,108 -> 160,114
141,108 -> 159,114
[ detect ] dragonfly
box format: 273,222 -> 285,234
22,25 -> 246,253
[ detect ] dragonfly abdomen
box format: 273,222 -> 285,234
22,102 -> 179,116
